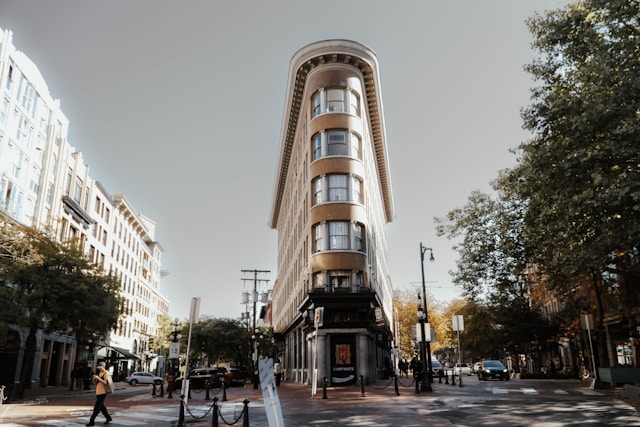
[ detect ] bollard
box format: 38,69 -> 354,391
322,376 -> 328,399
159,381 -> 164,397
178,394 -> 186,427
167,382 -> 173,398
439,372 -> 442,384
152,382 -> 157,396
451,372 -> 456,386
394,375 -> 399,396
222,378 -> 228,402
242,399 -> 250,427
459,374 -> 463,388
360,375 -> 365,397
445,370 -> 449,385
211,397 -> 219,427
205,381 -> 211,400
415,370 -> 420,394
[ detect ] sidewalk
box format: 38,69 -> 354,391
12,380 -> 131,402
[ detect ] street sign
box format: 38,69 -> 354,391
452,315 -> 464,331
258,358 -> 285,427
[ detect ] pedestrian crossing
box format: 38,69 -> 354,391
484,386 -> 602,396
5,401 -> 264,426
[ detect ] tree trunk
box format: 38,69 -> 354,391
19,323 -> 38,397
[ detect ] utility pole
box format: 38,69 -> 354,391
241,269 -> 270,389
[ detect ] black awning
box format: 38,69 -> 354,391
108,346 -> 139,360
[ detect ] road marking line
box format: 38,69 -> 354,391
521,388 -> 538,394
554,389 -> 569,394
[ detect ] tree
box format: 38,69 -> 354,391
515,0 -> 640,304
189,317 -> 252,368
0,225 -> 121,395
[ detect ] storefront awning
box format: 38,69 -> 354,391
108,346 -> 139,360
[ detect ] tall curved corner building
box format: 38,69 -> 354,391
269,39 -> 396,386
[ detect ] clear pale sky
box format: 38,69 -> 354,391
0,0 -> 566,321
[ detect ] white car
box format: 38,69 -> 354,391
453,363 -> 473,376
125,372 -> 164,385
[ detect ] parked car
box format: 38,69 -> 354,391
473,361 -> 482,373
453,363 -> 473,376
125,372 -> 164,385
173,367 -> 232,391
228,367 -> 249,386
431,361 -> 444,377
477,360 -> 510,381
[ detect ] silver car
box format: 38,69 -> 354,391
125,372 -> 164,385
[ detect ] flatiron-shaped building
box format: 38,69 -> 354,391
269,40 -> 395,386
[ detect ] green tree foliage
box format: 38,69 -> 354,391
0,224 -> 121,394
436,0 -> 640,366
190,317 -> 252,368
516,0 -> 640,293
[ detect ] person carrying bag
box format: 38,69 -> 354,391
86,361 -> 113,426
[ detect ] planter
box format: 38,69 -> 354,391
598,367 -> 640,386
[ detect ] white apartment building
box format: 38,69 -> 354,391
0,27 -> 168,390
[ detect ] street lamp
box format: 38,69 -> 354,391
169,320 -> 182,376
419,242 -> 435,392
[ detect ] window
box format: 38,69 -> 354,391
328,175 -> 348,201
313,221 -> 366,252
326,89 -> 345,112
327,131 -> 347,156
329,222 -> 350,250
73,178 -> 82,204
313,178 -> 323,205
312,130 -> 361,161
5,65 -> 14,91
312,174 -> 362,206
313,133 -> 322,160
312,87 -> 360,117
312,92 -> 321,116
313,270 -> 365,293
352,176 -> 363,204
0,98 -> 9,126
313,224 -> 323,253
354,223 -> 363,251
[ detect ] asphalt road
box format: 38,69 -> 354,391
1,375 -> 639,426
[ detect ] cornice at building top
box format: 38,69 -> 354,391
269,40 -> 395,229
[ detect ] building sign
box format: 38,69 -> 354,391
169,342 -> 180,359
330,335 -> 356,386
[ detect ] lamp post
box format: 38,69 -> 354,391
169,320 -> 182,376
419,242 -> 434,392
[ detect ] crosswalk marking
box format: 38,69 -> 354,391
485,387 -> 601,396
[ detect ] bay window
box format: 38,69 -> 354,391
311,129 -> 361,161
312,221 -> 366,252
311,87 -> 360,117
312,174 -> 363,206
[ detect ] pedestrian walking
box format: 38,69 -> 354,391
86,361 -> 113,426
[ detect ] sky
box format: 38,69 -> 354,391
0,0 -> 567,321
